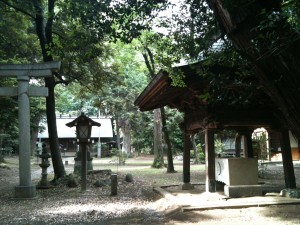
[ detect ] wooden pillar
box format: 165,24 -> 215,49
245,130 -> 254,158
234,133 -> 241,157
205,129 -> 215,192
81,144 -> 87,191
181,129 -> 194,190
281,129 -> 296,188
239,129 -> 254,158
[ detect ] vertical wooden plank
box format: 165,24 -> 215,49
183,130 -> 191,184
235,133 -> 241,157
205,129 -> 215,192
240,129 -> 254,158
245,130 -> 254,158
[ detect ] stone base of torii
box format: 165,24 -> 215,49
0,61 -> 60,199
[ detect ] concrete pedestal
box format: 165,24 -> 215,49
224,185 -> 263,198
15,185 -> 36,199
215,158 -> 258,185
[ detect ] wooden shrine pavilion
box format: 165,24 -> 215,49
134,61 -> 296,194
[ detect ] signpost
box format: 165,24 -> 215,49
0,61 -> 61,199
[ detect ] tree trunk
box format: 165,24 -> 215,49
46,77 -> 65,179
120,118 -> 131,154
0,129 -> 4,162
191,134 -> 200,164
115,116 -> 122,151
152,108 -> 164,168
160,107 -> 175,172
33,0 -> 65,179
142,48 -> 165,168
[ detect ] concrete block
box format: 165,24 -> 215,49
215,158 -> 258,185
224,185 -> 263,198
15,185 -> 37,199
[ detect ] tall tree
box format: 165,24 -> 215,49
100,42 -> 149,156
0,0 -> 169,179
67,41 -> 151,158
141,44 -> 165,168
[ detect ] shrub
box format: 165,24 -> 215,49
125,173 -> 133,182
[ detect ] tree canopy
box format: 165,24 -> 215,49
1,0 -> 300,168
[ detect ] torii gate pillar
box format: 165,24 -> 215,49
0,61 -> 61,199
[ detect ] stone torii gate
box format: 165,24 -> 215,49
0,61 -> 61,199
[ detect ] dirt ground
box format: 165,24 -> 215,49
0,156 -> 300,225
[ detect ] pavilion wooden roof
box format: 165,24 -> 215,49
134,61 -> 283,131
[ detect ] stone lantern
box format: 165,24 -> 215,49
66,113 -> 100,191
37,143 -> 51,189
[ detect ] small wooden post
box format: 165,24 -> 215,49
81,144 -> 87,191
111,174 -> 118,196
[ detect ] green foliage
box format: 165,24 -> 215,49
282,0 -> 300,31
214,129 -> 236,155
190,146 -> 205,162
196,143 -> 205,161
111,148 -> 127,165
156,0 -> 220,61
252,130 -> 269,160
214,139 -> 224,154
165,108 -> 184,154
93,179 -> 106,188
0,3 -> 41,63
194,46 -> 267,107
0,78 -> 18,151
131,111 -> 154,154
57,0 -> 169,42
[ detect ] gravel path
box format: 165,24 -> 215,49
0,158 -> 175,225
1,157 -> 300,225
